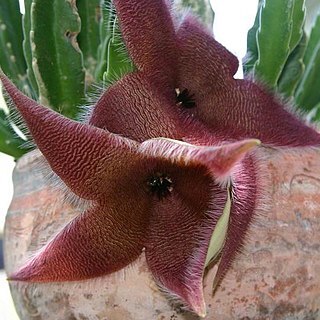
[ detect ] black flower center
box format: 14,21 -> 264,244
175,88 -> 196,108
147,173 -> 173,200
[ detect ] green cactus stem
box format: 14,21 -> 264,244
0,108 -> 30,159
243,0 -> 263,75
254,0 -> 305,88
29,0 -> 86,118
77,0 -> 101,83
22,0 -> 39,98
278,33 -> 307,98
95,0 -> 113,81
103,16 -> 134,85
95,1 -> 133,84
295,14 -> 320,114
0,0 -> 29,92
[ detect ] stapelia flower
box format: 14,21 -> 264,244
91,0 -> 320,148
1,72 -> 259,317
88,0 -> 320,311
1,0 -> 320,317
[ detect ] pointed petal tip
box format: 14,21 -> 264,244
228,138 -> 261,160
7,271 -> 29,282
177,138 -> 261,185
236,138 -> 261,152
0,69 -> 39,117
187,294 -> 207,318
178,282 -> 206,318
0,70 -> 16,94
6,263 -> 40,282
0,70 -> 11,90
209,138 -> 261,179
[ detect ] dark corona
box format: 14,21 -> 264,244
147,173 -> 173,200
175,88 -> 196,109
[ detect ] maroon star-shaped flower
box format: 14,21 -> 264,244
1,0 -> 320,317
2,71 -> 260,316
91,0 -> 320,148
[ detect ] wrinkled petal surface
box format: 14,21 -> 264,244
0,72 -> 140,200
3,0 -> 320,316
140,138 -> 259,313
176,16 -> 320,147
145,163 -> 226,315
177,15 -> 238,95
10,200 -> 149,281
89,72 -> 184,141
113,0 -> 177,86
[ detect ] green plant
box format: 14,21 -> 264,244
244,0 -> 320,120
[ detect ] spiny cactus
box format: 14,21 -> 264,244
26,0 -> 86,118
0,1 -> 28,90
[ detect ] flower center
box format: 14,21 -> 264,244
147,173 -> 173,199
175,88 -> 196,108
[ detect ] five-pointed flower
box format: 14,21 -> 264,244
1,72 -> 260,316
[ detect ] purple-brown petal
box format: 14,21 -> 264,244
177,14 -> 238,97
141,139 -> 260,315
203,80 -> 320,147
176,16 -> 320,147
10,200 -> 149,282
0,72 -> 139,200
213,156 -> 259,289
89,72 -> 184,141
140,138 -> 260,181
113,0 -> 177,86
145,168 -> 227,316
190,139 -> 261,183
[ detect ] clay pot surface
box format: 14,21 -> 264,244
4,148 -> 320,320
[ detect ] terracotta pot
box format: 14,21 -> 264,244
4,148 -> 320,320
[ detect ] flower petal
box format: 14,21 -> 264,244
213,156 -> 259,290
89,72 -> 184,141
140,137 -> 260,183
145,171 -> 227,317
176,16 -> 320,147
113,0 -> 177,86
204,80 -> 320,147
0,72 -> 139,200
176,14 -> 238,97
141,138 -> 259,316
10,201 -> 149,282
